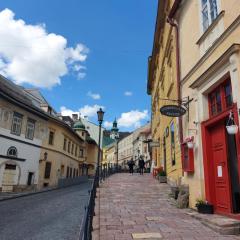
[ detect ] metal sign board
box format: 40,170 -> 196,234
160,105 -> 186,117
149,141 -> 160,148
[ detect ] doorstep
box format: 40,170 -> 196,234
187,210 -> 240,235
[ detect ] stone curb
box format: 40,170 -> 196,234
0,181 -> 91,202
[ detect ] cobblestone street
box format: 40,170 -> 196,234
94,173 -> 240,240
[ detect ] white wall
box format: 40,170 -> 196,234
0,127 -> 42,187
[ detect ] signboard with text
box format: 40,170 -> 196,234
160,105 -> 186,117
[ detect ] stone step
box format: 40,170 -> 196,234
187,210 -> 240,235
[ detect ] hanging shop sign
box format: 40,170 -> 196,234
160,105 -> 186,117
149,141 -> 160,148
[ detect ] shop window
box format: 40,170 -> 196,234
183,144 -> 194,173
7,146 -> 18,157
11,112 -> 23,136
44,162 -> 51,179
170,122 -> 176,166
25,119 -> 35,140
66,166 -> 70,178
208,79 -> 233,117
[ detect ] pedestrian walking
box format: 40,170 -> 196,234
138,156 -> 145,175
127,158 -> 135,175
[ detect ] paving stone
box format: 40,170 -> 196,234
93,173 -> 240,240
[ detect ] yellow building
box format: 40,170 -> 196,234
147,0 -> 182,186
167,0 -> 240,217
38,117 -> 87,189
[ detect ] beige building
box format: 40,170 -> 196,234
118,133 -> 133,167
170,0 -> 240,217
38,117 -> 86,189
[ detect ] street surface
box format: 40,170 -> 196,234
0,182 -> 92,240
95,173 -> 240,240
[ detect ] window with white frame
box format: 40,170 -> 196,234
25,119 -> 35,140
11,112 -> 23,136
201,0 -> 218,32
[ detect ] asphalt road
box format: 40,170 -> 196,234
0,182 -> 92,240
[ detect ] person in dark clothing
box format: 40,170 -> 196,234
128,158 -> 135,175
138,156 -> 145,175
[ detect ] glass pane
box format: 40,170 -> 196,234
202,2 -> 209,31
210,0 -> 218,21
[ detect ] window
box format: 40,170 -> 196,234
75,146 -> 78,157
63,138 -> 67,151
201,0 -> 218,32
48,131 -> 54,145
71,143 -> 74,154
11,112 -> 23,136
66,166 -> 70,178
209,88 -> 222,116
170,122 -> 176,166
44,162 -> 52,179
79,148 -> 84,158
208,79 -> 233,117
7,146 -> 17,157
224,81 -> 233,108
25,119 -> 35,140
68,141 -> 71,153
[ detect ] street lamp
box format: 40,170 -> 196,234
97,108 -> 104,186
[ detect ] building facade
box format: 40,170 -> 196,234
118,133 -> 133,167
148,0 -> 183,186
0,76 -> 48,192
175,0 -> 240,216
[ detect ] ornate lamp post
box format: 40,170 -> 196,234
97,108 -> 104,187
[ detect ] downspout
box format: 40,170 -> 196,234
167,6 -> 184,177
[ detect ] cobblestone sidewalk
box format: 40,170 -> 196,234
93,173 -> 240,240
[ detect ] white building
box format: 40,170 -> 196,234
118,133 -> 133,167
0,76 -> 48,192
132,123 -> 151,165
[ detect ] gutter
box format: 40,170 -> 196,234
167,0 -> 184,176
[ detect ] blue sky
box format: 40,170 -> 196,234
0,0 -> 157,131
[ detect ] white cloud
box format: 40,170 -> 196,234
104,121 -> 113,128
87,91 -> 101,100
124,91 -> 133,96
61,105 -> 105,119
79,104 -> 104,117
0,8 -> 88,88
60,106 -> 79,118
77,72 -> 86,80
118,110 -> 149,128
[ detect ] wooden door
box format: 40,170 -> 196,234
210,123 -> 232,213
2,164 -> 16,192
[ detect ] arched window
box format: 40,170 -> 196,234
7,147 -> 18,157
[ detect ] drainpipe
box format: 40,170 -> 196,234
167,1 -> 184,176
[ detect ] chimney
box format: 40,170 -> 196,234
72,114 -> 78,121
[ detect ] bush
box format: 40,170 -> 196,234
158,170 -> 166,176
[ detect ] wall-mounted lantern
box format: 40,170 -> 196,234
185,136 -> 194,149
226,111 -> 238,135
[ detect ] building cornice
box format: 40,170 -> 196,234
190,44 -> 240,89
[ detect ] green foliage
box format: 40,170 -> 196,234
195,198 -> 206,207
158,170 -> 166,176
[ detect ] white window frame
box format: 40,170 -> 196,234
11,112 -> 23,136
25,118 -> 35,140
199,0 -> 220,33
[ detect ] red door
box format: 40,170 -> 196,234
210,122 -> 232,213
